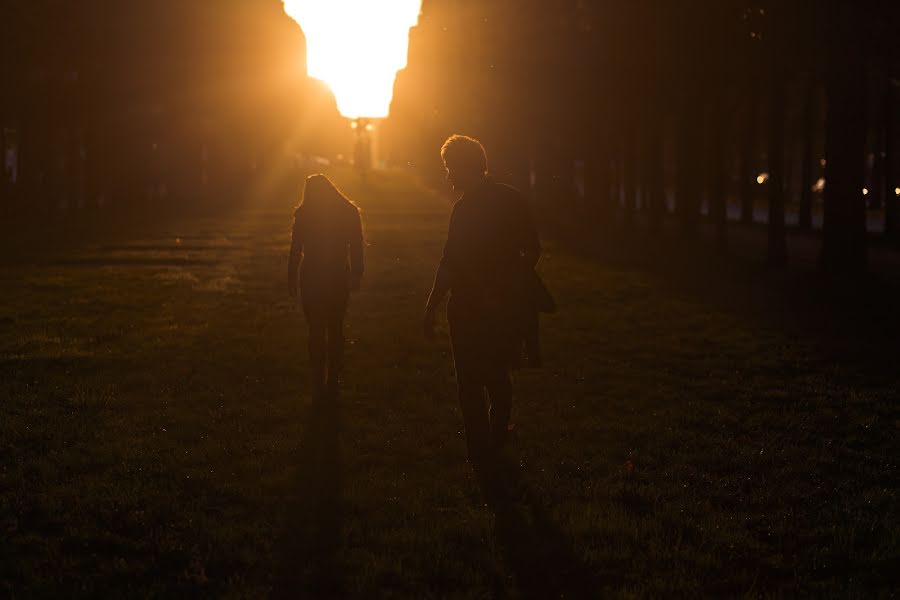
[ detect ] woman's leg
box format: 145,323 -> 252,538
308,320 -> 327,397
301,276 -> 328,398
325,290 -> 349,393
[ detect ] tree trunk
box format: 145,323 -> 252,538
739,88 -> 759,224
883,80 -> 897,242
676,94 -> 700,237
870,83 -> 886,212
767,72 -> 788,267
614,130 -> 624,226
710,94 -> 728,253
0,126 -> 7,213
799,73 -> 816,230
534,136 -> 554,218
623,122 -> 636,230
585,137 -> 612,229
646,112 -> 666,233
554,134 -> 576,218
821,5 -> 868,274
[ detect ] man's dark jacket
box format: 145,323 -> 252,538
440,177 -> 553,368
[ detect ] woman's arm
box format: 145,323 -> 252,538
349,209 -> 364,290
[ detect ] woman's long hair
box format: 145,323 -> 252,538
296,174 -> 356,216
294,174 -> 362,242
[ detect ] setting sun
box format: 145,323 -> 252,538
283,0 -> 421,119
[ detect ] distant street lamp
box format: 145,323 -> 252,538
351,118 -> 373,180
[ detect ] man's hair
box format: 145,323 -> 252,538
440,135 -> 488,175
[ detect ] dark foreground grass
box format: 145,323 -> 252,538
1,169 -> 896,598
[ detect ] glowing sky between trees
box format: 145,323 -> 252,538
283,0 -> 422,118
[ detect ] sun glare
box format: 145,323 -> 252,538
283,0 -> 422,119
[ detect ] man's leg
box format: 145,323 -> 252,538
485,369 -> 512,449
457,379 -> 492,464
449,305 -> 494,464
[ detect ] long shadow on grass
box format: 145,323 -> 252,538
271,397 -> 343,599
475,456 -> 607,598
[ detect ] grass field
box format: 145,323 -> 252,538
1,169 -> 896,598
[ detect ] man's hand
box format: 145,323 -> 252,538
288,282 -> 298,298
349,274 -> 361,292
423,305 -> 437,341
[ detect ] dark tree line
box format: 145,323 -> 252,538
0,0 -> 344,217
387,0 -> 900,273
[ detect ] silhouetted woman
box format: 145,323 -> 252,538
288,174 -> 364,397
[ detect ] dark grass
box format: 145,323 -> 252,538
1,168 -> 897,598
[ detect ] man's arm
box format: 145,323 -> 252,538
287,214 -> 303,297
424,207 -> 458,340
425,262 -> 451,311
423,263 -> 450,341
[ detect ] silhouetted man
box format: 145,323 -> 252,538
424,135 -> 541,467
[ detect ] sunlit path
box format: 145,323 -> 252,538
1,170 -> 895,596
